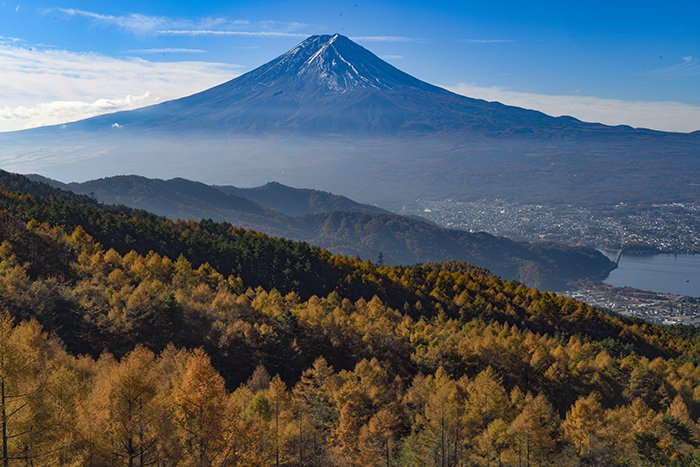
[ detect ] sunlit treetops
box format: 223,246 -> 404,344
0,172 -> 699,464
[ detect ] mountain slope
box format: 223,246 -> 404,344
24,172 -> 614,289
26,34 -> 692,139
0,166 -> 671,346
217,181 -> 387,216
305,210 -> 613,289
27,174 -> 310,238
2,164 -> 699,466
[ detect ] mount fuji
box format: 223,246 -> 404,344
32,34 -> 685,137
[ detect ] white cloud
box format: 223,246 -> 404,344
0,94 -> 152,130
466,39 -> 515,44
158,29 -> 308,38
53,8 -> 310,38
257,20 -> 308,31
382,54 -> 404,60
647,56 -> 700,77
51,7 -> 423,45
126,48 -> 207,54
351,35 -> 420,43
57,8 -> 165,33
0,43 -> 239,131
54,8 -> 226,34
157,32 -> 418,41
445,83 -> 700,133
0,35 -> 22,43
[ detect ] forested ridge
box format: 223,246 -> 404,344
28,172 -> 615,291
0,171 -> 699,465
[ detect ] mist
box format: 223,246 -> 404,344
1,128 -> 699,210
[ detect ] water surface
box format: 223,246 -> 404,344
603,253 -> 700,297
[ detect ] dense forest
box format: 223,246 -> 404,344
0,171 -> 699,465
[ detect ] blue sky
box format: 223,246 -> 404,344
1,0 -> 699,131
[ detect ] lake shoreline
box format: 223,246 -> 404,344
566,280 -> 700,326
597,251 -> 700,298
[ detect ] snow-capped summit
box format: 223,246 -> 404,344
54,33 -> 458,133
246,33 -> 431,92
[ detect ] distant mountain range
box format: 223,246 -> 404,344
27,174 -> 385,239
27,173 -> 614,290
215,181 -> 388,217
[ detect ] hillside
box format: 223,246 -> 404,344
26,172 -> 615,290
217,181 -> 387,216
306,210 -> 613,289
0,167 -> 699,465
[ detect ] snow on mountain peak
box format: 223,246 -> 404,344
244,34 -> 429,93
298,34 -> 377,91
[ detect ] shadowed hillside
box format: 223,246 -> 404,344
26,172 -> 615,289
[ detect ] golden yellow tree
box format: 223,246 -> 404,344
267,375 -> 289,467
411,368 -> 463,467
358,407 -> 402,466
79,346 -> 167,466
474,418 -> 510,466
507,394 -> 559,467
172,348 -> 228,466
293,357 -> 337,465
0,314 -> 53,467
562,392 -> 604,458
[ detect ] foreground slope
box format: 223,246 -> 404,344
0,168 -> 699,465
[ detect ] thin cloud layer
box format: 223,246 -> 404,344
0,43 -> 239,132
648,56 -> 700,77
158,30 -> 308,38
54,7 -> 308,37
350,35 -> 420,43
56,8 -> 177,34
126,48 -> 208,55
466,39 -> 515,44
446,83 -> 700,133
1,94 -> 153,129
52,7 -> 418,42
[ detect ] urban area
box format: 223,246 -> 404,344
408,199 -> 700,325
566,282 -> 700,326
409,199 -> 700,254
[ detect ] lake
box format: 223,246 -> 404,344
602,252 -> 700,297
